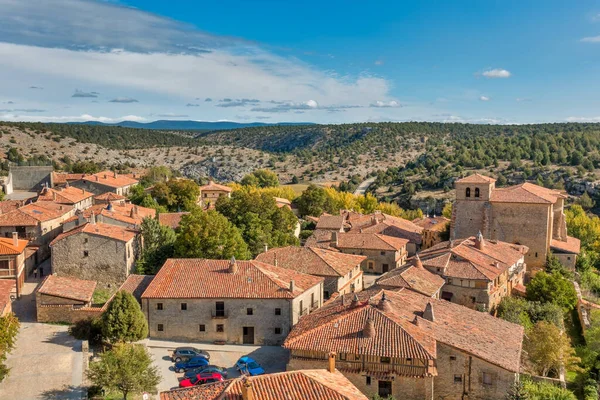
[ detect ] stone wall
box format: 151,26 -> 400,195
339,248 -> 404,275
36,304 -> 103,323
290,282 -> 324,325
9,166 -> 53,191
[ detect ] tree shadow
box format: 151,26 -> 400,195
40,385 -> 85,400
42,330 -> 81,351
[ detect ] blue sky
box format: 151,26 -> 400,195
1,0 -> 600,124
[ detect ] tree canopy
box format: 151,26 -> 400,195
524,321 -> 580,377
526,271 -> 578,311
0,313 -> 19,382
241,169 -> 280,188
101,291 -> 148,343
136,217 -> 176,274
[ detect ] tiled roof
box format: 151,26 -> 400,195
412,216 -> 450,232
52,172 -> 86,185
418,237 -> 527,281
0,202 -> 73,226
0,236 -> 28,255
351,213 -> 423,244
142,259 -> 323,299
255,246 -> 366,277
158,212 -> 189,229
376,262 -> 446,297
0,200 -> 23,214
304,229 -> 335,249
491,182 -> 565,204
37,186 -> 94,205
0,280 -> 15,314
336,233 -> 409,251
551,236 -> 581,254
456,173 -> 496,184
94,192 -> 127,202
50,222 -> 138,246
160,370 -> 368,400
84,203 -> 156,226
285,288 -> 523,373
85,170 -> 138,188
316,215 -> 346,231
37,275 -> 96,302
118,274 -> 154,302
199,180 -> 232,192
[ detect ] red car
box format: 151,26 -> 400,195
179,372 -> 224,388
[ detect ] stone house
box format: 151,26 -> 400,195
93,192 -> 127,206
35,275 -> 97,323
50,218 -> 140,288
0,233 -> 30,298
0,280 -> 15,316
284,288 -> 524,400
412,216 -> 450,250
315,214 -> 347,232
255,246 -> 366,299
451,174 -> 580,271
36,185 -> 94,211
70,170 -> 138,196
141,258 -> 324,345
63,203 -> 156,231
418,234 -> 528,311
198,180 -> 232,208
375,257 -> 446,298
159,368 -> 368,400
0,201 -> 75,262
335,232 -> 409,274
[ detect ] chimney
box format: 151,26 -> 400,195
331,231 -> 339,247
341,294 -> 348,306
241,376 -> 253,400
12,232 -> 18,247
289,280 -> 295,293
363,318 -> 375,338
52,191 -> 56,201
327,352 -> 336,373
229,257 -> 238,274
65,181 -> 70,188
263,244 -> 268,253
90,211 -> 96,225
351,293 -> 360,307
113,171 -> 117,178
414,254 -> 424,269
475,231 -> 485,250
378,291 -> 392,312
424,302 -> 435,322
274,252 -> 278,267
103,174 -> 107,179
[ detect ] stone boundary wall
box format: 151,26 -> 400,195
9,166 -> 53,191
36,303 -> 105,323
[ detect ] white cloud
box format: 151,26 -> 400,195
566,116 -> 600,122
370,100 -> 400,108
479,96 -> 490,101
0,113 -> 147,123
581,36 -> 600,43
374,60 -> 384,66
481,69 -> 511,78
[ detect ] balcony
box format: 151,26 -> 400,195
298,308 -> 309,317
211,310 -> 228,319
310,301 -> 319,311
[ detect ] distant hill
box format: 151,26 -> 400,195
69,120 -> 314,131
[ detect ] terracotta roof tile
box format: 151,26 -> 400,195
84,170 -> 138,188
256,246 -> 366,277
336,233 -> 409,251
83,203 -> 156,226
158,212 -> 189,229
0,280 -> 15,314
199,180 -> 232,192
304,229 -> 335,249
0,236 -> 28,255
142,259 -> 323,300
377,263 -> 445,297
50,222 -> 138,246
52,172 -> 86,185
490,182 -> 565,204
316,215 -> 346,230
0,201 -> 23,214
118,274 -> 154,302
37,186 -> 94,205
412,216 -> 450,232
0,202 -> 73,226
456,173 -> 496,184
37,275 -> 96,302
160,370 -> 368,400
285,288 -> 523,373
352,213 -> 423,244
551,236 -> 581,254
94,192 -> 127,202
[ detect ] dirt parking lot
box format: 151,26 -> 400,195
146,339 -> 290,392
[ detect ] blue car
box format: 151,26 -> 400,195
235,356 -> 265,376
174,356 -> 210,373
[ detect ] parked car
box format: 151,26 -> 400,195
235,356 -> 265,376
179,372 -> 224,388
183,365 -> 228,380
171,347 -> 210,362
174,356 -> 210,373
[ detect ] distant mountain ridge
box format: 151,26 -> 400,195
68,120 -> 314,131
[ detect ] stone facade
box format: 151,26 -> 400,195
144,282 -> 322,345
340,247 -> 406,275
50,228 -> 140,288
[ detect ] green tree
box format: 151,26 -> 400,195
505,380 -> 528,400
526,271 -> 578,311
87,343 -> 160,400
525,321 -> 580,377
521,377 -> 576,400
546,253 -> 574,279
136,217 -> 176,274
140,166 -> 172,187
442,202 -> 453,219
101,291 -> 148,343
0,313 -> 19,382
578,192 -> 595,210
241,169 -> 280,188
167,179 -> 200,211
295,184 -> 336,217
174,209 -> 250,259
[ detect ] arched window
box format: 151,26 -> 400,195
466,188 -> 471,198
475,188 -> 480,198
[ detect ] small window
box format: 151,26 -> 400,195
482,372 -> 493,386
84,238 -> 88,244
83,250 -> 89,257
471,297 -> 476,304
454,375 -> 462,383
475,188 -> 480,198
199,324 -> 205,332
216,324 -> 224,332
406,357 -> 412,363
366,376 -> 372,386
380,251 -> 385,256
156,303 -> 163,310
157,324 -> 164,332
247,308 -> 253,315
275,308 -> 281,315
380,357 -> 391,364
450,356 -> 456,361
466,188 -> 471,198
324,291 -> 330,299
274,327 -> 282,335
181,303 -> 187,311
339,353 -> 347,361
535,252 -> 538,258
